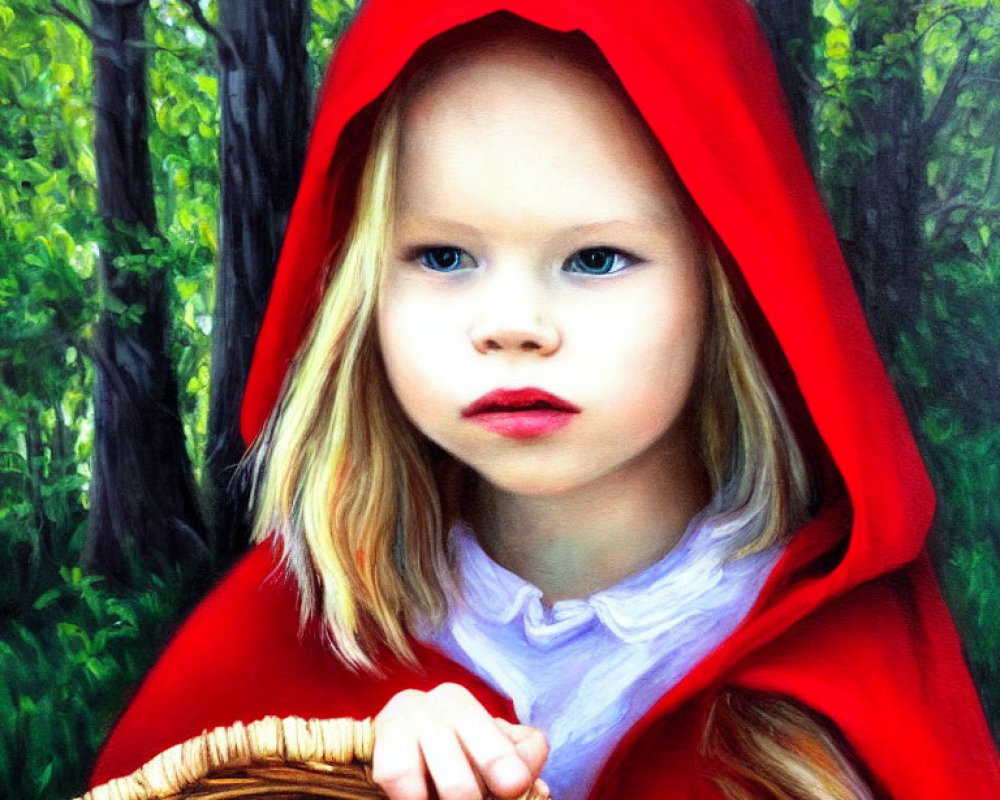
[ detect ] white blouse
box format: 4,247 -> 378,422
415,514 -> 784,800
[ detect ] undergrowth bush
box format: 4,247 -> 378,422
1,560 -> 204,800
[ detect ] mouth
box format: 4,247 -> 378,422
462,388 -> 580,439
462,388 -> 581,416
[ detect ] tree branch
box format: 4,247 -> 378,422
51,2 -> 167,54
962,71 -> 1000,87
920,13 -> 987,153
50,0 -> 101,41
793,59 -> 833,98
914,9 -> 964,44
175,0 -> 237,61
930,199 -> 978,220
92,0 -> 147,7
927,197 -> 1000,241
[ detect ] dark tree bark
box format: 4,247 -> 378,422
84,0 -> 208,581
204,1 -> 310,560
753,0 -> 819,174
838,3 -> 926,372
754,0 -> 922,413
25,409 -> 53,565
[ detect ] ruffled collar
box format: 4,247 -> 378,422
447,513 -> 780,648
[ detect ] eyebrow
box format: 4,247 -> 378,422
561,218 -> 676,234
393,217 -> 484,238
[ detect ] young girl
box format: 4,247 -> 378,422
90,1 -> 999,798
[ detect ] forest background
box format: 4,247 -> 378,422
1,0 -> 997,796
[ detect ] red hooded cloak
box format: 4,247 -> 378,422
91,0 -> 1000,796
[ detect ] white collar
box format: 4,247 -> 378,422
447,512 -> 780,647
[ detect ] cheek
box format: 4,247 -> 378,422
647,300 -> 706,380
580,274 -> 707,435
576,273 -> 706,379
378,305 -> 422,409
377,286 -> 460,415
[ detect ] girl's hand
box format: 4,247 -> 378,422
372,682 -> 550,800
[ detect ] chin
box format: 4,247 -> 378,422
472,466 -> 596,498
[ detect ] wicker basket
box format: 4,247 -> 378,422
76,716 -> 549,800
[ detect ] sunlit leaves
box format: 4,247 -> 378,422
0,5 -> 98,568
824,26 -> 851,61
309,0 -> 357,85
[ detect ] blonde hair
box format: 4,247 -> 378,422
248,92 -> 452,668
698,243 -> 814,557
703,688 -> 876,800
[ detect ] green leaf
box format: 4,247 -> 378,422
51,62 -> 75,85
32,588 -> 62,611
38,762 -> 53,792
194,74 -> 217,97
824,27 -> 851,61
103,292 -> 127,314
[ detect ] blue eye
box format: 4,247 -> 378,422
565,248 -> 637,275
419,246 -> 473,272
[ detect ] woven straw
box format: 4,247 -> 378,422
76,716 -> 549,800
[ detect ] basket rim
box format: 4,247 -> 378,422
77,714 -> 548,800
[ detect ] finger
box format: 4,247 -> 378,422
373,710 -> 430,800
418,726 -> 485,800
453,711 -> 532,797
512,727 -> 549,777
494,720 -> 549,778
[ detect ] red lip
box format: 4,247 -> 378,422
462,388 -> 581,416
462,388 -> 580,439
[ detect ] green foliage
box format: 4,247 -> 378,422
147,0 -> 223,475
0,564 -> 197,799
0,0 -> 98,612
309,0 -> 357,86
0,0 -> 220,793
0,1 -> 357,794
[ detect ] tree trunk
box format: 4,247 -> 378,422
84,0 -> 208,582
205,0 -> 310,561
25,408 -> 52,565
821,1 -> 926,425
846,6 -> 925,356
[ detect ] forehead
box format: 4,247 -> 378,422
400,26 -> 651,149
395,33 -> 687,230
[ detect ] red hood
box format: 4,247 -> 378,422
242,0 -> 932,602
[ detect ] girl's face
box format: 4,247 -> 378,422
378,40 -> 708,497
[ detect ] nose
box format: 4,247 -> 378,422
471,323 -> 560,354
469,274 -> 560,356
